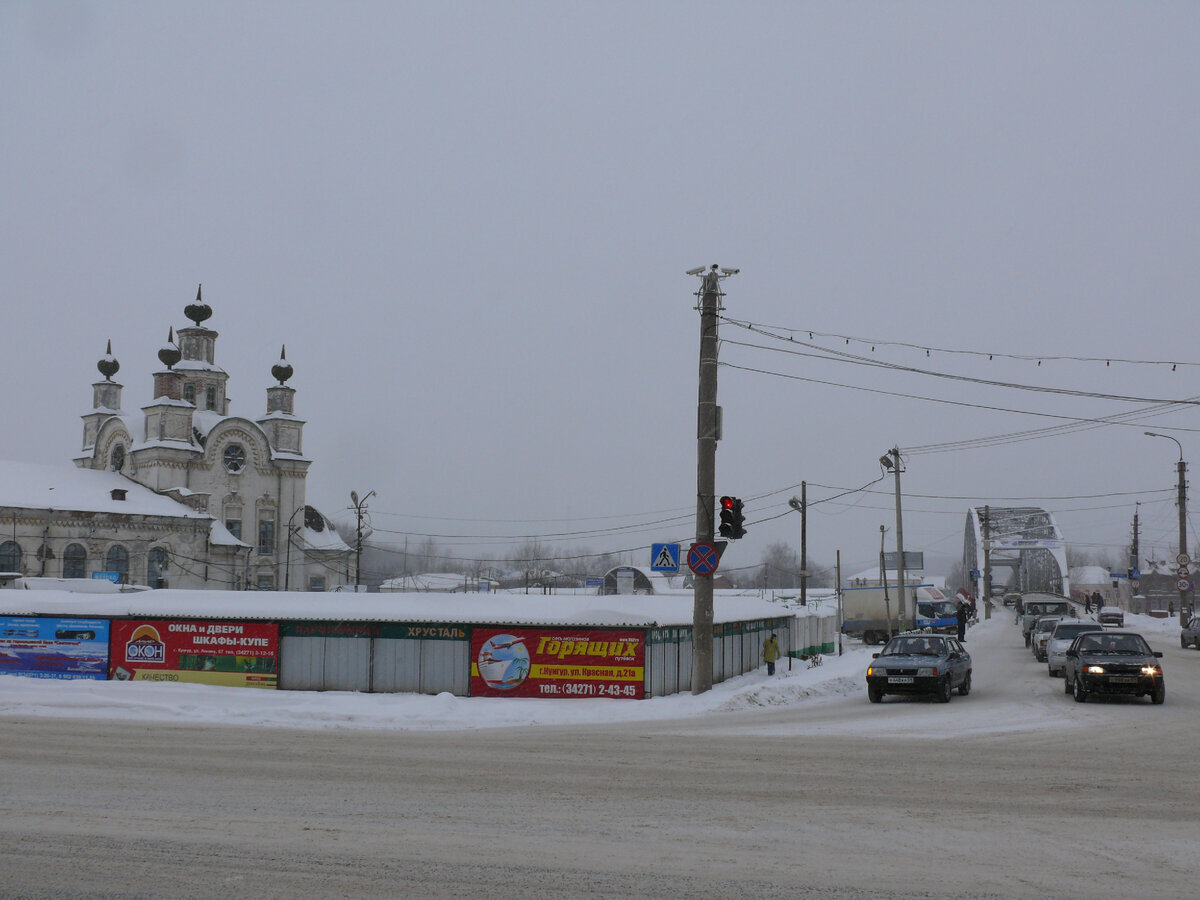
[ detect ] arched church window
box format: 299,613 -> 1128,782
148,546 -> 169,589
206,386 -> 217,411
105,545 -> 129,583
111,445 -> 125,471
0,540 -> 22,572
63,543 -> 87,579
183,383 -> 196,405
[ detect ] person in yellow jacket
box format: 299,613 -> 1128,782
762,633 -> 781,676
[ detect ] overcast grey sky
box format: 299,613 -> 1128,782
3,1 -> 1199,578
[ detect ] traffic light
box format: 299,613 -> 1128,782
719,496 -> 747,540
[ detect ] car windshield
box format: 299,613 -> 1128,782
1053,624 -> 1100,640
919,600 -> 957,618
1075,633 -> 1151,655
881,637 -> 945,656
1035,618 -> 1059,633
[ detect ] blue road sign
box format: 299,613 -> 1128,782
651,543 -> 680,572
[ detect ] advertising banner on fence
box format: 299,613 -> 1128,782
0,616 -> 110,680
108,620 -> 278,689
470,627 -> 645,699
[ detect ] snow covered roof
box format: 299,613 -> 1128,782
0,459 -> 209,519
0,588 -> 800,628
1069,565 -> 1112,586
209,520 -> 250,548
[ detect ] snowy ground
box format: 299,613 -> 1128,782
4,609 -> 1198,898
0,606 -> 1186,733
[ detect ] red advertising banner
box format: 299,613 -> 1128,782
108,620 -> 278,689
471,627 -> 644,699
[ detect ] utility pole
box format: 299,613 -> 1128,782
835,548 -> 843,655
689,263 -> 737,695
1145,432 -> 1189,625
881,448 -> 908,630
982,505 -> 993,606
350,489 -> 375,591
800,480 -> 808,607
879,525 -> 892,639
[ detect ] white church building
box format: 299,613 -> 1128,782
0,286 -> 352,591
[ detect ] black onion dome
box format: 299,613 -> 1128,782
271,344 -> 294,385
97,339 -> 120,381
158,327 -> 182,370
184,283 -> 212,326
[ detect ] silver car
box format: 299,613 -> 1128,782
1046,621 -> 1103,676
1031,615 -> 1062,662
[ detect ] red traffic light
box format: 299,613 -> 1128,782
720,496 -> 735,510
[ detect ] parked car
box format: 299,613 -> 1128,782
1030,615 -> 1063,662
1181,616 -> 1200,650
1097,606 -> 1125,627
1062,630 -> 1165,704
1046,621 -> 1104,676
865,633 -> 972,703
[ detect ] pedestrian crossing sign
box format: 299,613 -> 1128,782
651,543 -> 680,572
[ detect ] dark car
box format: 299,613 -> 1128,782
866,633 -> 972,703
1062,630 -> 1165,704
1180,616 -> 1200,650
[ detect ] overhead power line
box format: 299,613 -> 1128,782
721,319 -> 1198,370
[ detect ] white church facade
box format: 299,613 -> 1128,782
0,287 -> 352,591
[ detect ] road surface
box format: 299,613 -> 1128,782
2,613 -> 1197,898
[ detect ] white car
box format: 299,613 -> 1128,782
1098,606 -> 1125,627
1045,621 -> 1104,677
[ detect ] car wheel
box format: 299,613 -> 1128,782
957,672 -> 971,696
936,676 -> 953,703
1151,682 -> 1165,705
868,683 -> 883,703
1072,677 -> 1089,703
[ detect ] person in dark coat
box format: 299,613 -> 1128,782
956,601 -> 968,641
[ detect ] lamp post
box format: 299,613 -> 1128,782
880,448 -> 908,631
1144,431 -> 1189,625
349,489 -> 375,591
283,504 -> 305,591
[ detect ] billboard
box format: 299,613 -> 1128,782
0,616 -> 110,680
470,627 -> 645,699
108,620 -> 278,689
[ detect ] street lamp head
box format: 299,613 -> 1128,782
879,454 -> 894,472
788,496 -> 803,512
350,490 -> 359,506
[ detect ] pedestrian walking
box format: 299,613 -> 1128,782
762,633 -> 780,676
1084,594 -> 1092,614
956,600 -> 968,641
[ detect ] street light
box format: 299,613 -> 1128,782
1145,432 -> 1189,625
880,448 -> 908,631
349,489 -> 376,590
283,504 -> 306,591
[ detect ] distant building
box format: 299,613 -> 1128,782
0,286 -> 351,590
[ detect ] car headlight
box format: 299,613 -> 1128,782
1085,665 -> 1105,674
917,667 -> 936,677
867,667 -> 881,676
1141,665 -> 1162,676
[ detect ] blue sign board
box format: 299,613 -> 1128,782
92,571 -> 121,583
585,577 -> 604,587
651,543 -> 680,572
0,616 -> 111,680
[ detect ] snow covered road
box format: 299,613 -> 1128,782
2,610 -> 1197,898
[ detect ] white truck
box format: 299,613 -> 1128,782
841,584 -> 958,645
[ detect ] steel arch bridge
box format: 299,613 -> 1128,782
963,506 -> 1070,599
